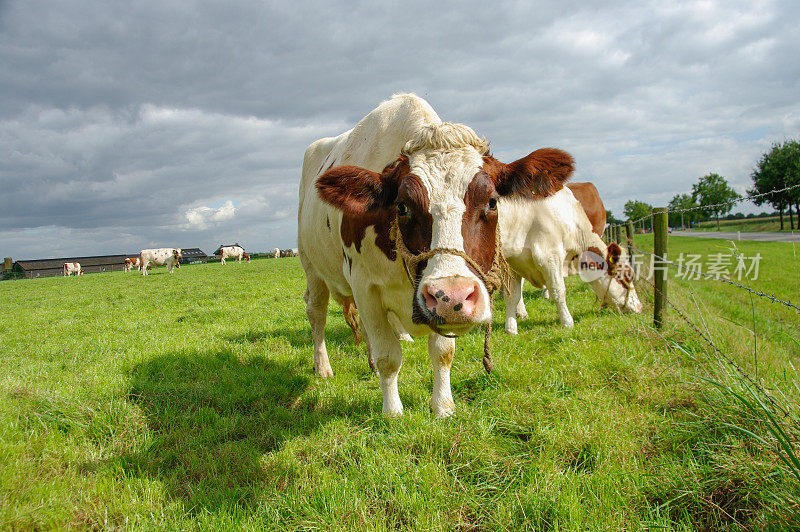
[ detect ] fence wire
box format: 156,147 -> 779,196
609,182 -> 800,229
634,273 -> 799,427
628,245 -> 800,313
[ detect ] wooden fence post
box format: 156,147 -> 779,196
653,207 -> 668,329
625,221 -> 634,263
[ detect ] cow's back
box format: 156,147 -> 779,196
298,94 -> 442,295
567,182 -> 606,236
500,187 -> 601,286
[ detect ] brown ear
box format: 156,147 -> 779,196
485,148 -> 574,197
316,158 -> 404,215
606,242 -> 621,265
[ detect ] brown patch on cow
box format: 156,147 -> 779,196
438,342 -> 454,367
606,242 -> 622,266
483,148 -> 574,198
567,182 -> 606,236
461,171 -> 499,273
343,298 -> 361,344
395,173 -> 433,257
320,157 -> 411,261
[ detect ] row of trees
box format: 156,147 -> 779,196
616,139 -> 800,231
622,173 -> 740,230
749,140 -> 800,230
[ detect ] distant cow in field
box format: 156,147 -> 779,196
63,262 -> 82,276
217,245 -> 250,265
501,182 -> 642,332
124,257 -> 141,272
271,248 -> 280,258
140,248 -> 182,275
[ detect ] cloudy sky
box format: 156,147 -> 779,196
2,0 -> 798,259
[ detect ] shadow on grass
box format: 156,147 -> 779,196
115,349 -> 373,514
225,324 -> 357,351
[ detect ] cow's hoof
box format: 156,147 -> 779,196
504,319 -> 518,335
432,400 -> 456,419
398,333 -> 413,342
562,318 -> 575,329
517,310 -> 529,320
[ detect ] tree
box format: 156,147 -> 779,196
623,200 -> 653,230
667,193 -> 700,229
749,140 -> 800,230
606,210 -> 623,225
691,173 -> 741,230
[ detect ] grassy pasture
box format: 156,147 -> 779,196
1,237 -> 798,530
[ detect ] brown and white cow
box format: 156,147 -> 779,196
218,245 -> 250,265
299,93 -> 573,417
63,262 -> 82,276
124,257 -> 141,272
140,248 -> 182,275
501,182 -> 642,333
271,248 -> 280,259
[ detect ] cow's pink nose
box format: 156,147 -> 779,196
422,278 -> 480,322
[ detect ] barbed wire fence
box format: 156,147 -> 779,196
598,184 -> 800,435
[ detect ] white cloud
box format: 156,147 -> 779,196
184,200 -> 236,230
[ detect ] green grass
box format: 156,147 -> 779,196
1,245 -> 798,530
693,216 -> 799,232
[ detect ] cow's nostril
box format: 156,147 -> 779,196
423,285 -> 438,311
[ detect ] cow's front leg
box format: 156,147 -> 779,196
357,295 -> 403,415
504,272 -> 524,335
428,333 -> 455,418
544,259 -> 573,328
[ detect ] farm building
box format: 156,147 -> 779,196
180,248 -> 208,264
11,254 -> 139,278
212,243 -> 246,256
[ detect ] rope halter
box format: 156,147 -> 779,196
389,214 -> 509,373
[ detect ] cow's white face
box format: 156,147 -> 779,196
405,146 -> 494,335
317,122 -> 575,337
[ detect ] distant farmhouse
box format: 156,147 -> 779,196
10,254 -> 139,278
4,247 -> 208,279
180,248 -> 208,264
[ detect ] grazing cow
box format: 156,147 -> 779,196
299,93 -> 573,416
124,257 -> 141,272
63,262 -> 82,276
271,248 -> 280,259
218,245 -> 250,265
501,184 -> 642,333
140,248 -> 182,275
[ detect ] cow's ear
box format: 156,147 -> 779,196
486,148 -> 574,198
316,162 -> 401,215
606,242 -> 621,265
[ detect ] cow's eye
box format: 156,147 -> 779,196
488,198 -> 498,210
397,202 -> 409,216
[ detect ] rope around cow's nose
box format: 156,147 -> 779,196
389,215 -> 510,373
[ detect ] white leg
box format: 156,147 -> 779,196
428,333 -> 455,418
542,287 -> 550,300
304,274 -> 333,378
504,272 -> 523,335
516,277 -> 529,320
356,293 -> 403,415
142,261 -> 148,275
544,260 -> 573,327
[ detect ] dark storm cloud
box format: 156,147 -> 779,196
1,0 -> 799,259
